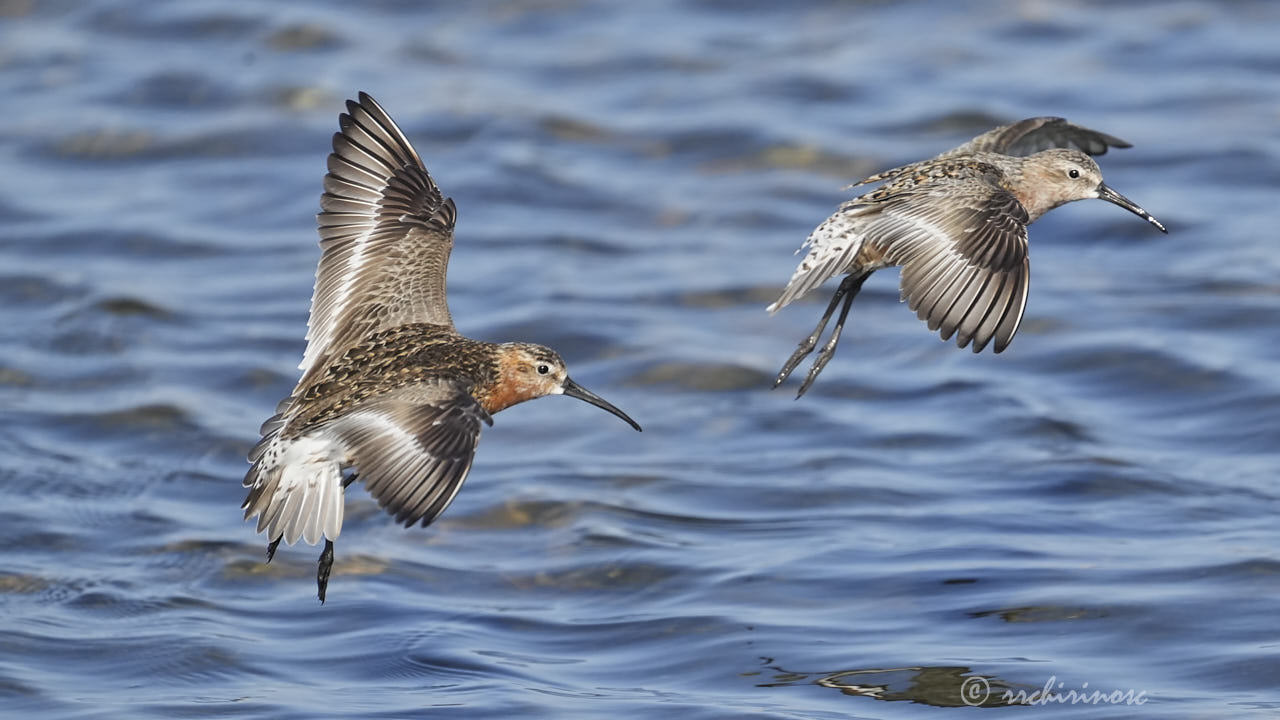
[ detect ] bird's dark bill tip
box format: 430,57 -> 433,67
563,378 -> 641,431
1098,182 -> 1167,234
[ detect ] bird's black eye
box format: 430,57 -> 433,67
536,364 -> 550,375
1068,168 -> 1080,179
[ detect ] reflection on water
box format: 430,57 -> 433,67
759,661 -> 1015,708
1,0 -> 1279,718
762,660 -> 1153,710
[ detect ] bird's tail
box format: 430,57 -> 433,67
768,211 -> 868,314
242,419 -> 346,547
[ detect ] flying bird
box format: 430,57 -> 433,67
769,117 -> 1167,397
243,93 -> 641,602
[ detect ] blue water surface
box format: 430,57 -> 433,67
1,1 -> 1278,717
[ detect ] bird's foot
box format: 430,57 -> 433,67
774,333 -> 822,388
795,283 -> 858,398
796,335 -> 842,398
317,539 -> 334,604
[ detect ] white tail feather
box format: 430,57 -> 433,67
245,433 -> 347,546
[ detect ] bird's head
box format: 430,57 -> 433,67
1023,149 -> 1166,233
485,343 -> 641,431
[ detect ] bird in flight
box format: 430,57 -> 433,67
769,117 -> 1167,397
242,93 -> 641,602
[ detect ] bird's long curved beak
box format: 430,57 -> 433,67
1097,182 -> 1167,233
562,378 -> 642,431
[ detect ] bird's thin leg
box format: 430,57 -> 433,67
796,275 -> 866,398
266,537 -> 281,563
317,539 -> 335,604
774,274 -> 862,388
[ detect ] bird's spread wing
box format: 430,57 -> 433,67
771,172 -> 1031,352
939,116 -> 1132,158
329,379 -> 492,528
882,178 -> 1030,352
299,92 -> 458,388
847,117 -> 1130,190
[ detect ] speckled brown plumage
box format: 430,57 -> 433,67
285,324 -> 497,434
241,93 -> 639,603
769,117 -> 1167,398
860,158 -> 1008,203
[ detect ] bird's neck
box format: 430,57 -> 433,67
1003,159 -> 1066,222
474,348 -> 541,415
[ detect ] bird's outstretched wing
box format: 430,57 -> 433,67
771,172 -> 1030,353
298,92 -> 458,390
885,177 -> 1030,352
329,379 -> 492,528
848,117 -> 1131,190
939,116 -> 1132,158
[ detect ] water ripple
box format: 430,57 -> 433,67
1,1 -> 1277,718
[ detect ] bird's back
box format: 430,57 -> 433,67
284,323 -> 497,436
854,155 -> 1011,206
